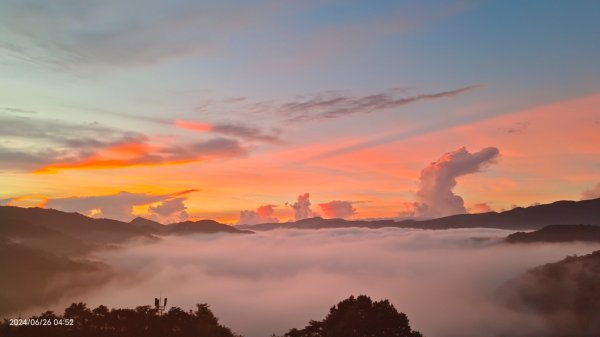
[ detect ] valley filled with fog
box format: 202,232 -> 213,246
29,228 -> 600,337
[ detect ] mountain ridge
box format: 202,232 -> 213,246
0,206 -> 253,248
239,197 -> 600,231
506,224 -> 600,243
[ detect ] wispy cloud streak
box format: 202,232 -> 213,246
281,85 -> 480,122
176,120 -> 282,143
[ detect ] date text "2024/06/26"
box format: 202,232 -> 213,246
9,318 -> 75,326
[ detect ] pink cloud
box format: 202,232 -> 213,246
318,201 -> 356,219
581,183 -> 600,200
468,202 -> 494,214
237,204 -> 279,225
288,193 -> 317,221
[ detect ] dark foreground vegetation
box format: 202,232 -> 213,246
0,302 -> 240,337
277,295 -> 423,337
0,295 -> 423,337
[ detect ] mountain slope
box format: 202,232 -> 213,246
0,206 -> 155,244
0,207 -> 252,247
505,224 -> 600,243
0,237 -> 112,316
165,220 -> 253,235
0,218 -> 89,255
497,250 -> 600,336
408,198 -> 600,230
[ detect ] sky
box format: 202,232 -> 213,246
1,0 -> 599,223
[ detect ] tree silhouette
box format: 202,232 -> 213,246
0,302 -> 241,337
278,295 -> 423,337
1,296 -> 423,337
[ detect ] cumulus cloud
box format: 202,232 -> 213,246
43,190 -> 197,222
281,85 -> 480,122
37,228 -> 598,337
413,146 -> 500,217
237,204 -> 279,225
288,193 -> 317,221
581,183 -> 600,200
148,197 -> 189,224
237,211 -> 261,226
469,202 -> 494,214
318,200 -> 356,219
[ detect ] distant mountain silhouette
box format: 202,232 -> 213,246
497,250 -> 600,336
0,206 -> 252,248
129,217 -> 254,235
240,198 -> 600,231
130,216 -> 164,231
408,198 -> 600,230
239,217 -> 398,231
0,206 -> 155,245
165,220 -> 253,235
506,224 -> 600,243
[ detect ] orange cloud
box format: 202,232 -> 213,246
175,120 -> 213,132
6,195 -> 48,208
34,157 -> 196,174
33,138 -> 245,174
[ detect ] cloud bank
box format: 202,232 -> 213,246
0,113 -> 247,173
41,228 -> 600,337
43,190 -> 197,222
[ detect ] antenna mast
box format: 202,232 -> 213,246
154,296 -> 168,315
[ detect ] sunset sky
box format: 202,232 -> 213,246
1,0 -> 599,223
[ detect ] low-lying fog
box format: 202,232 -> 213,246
47,228 -> 600,337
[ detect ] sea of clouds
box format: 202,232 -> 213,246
48,228 -> 600,337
